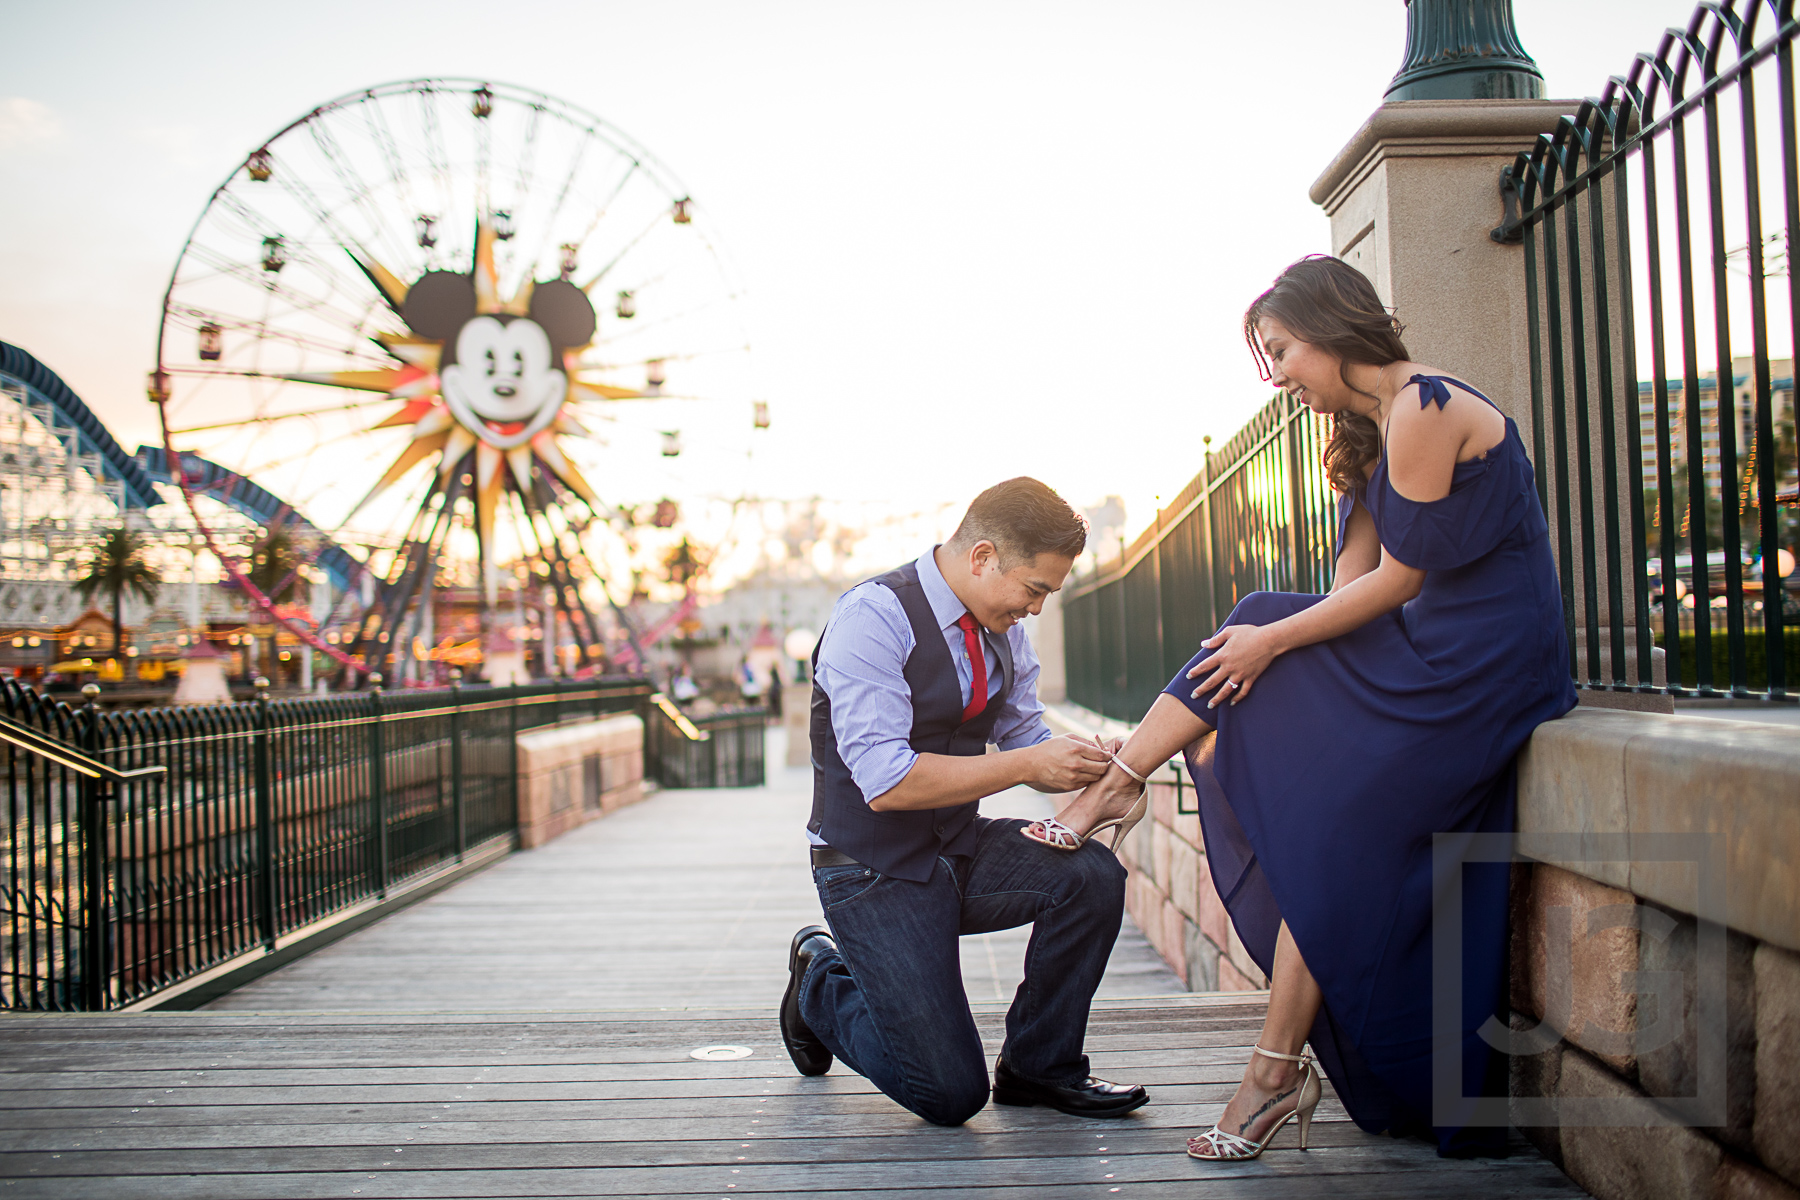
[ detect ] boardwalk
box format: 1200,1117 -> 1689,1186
0,731 -> 1586,1198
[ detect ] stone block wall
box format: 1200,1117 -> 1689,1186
1043,706 -> 1267,994
514,714 -> 644,849
1508,860 -> 1800,1199
1051,701 -> 1800,1199
1508,709 -> 1800,1200
1113,778 -> 1267,994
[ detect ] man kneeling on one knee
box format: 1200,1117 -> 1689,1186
778,477 -> 1148,1126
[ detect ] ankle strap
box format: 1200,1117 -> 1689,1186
1107,752 -> 1149,787
1252,1044 -> 1312,1064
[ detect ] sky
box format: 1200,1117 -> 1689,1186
1,0 -> 1710,567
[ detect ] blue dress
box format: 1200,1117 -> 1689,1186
1165,375 -> 1577,1157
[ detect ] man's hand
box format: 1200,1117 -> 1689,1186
1022,734 -> 1114,792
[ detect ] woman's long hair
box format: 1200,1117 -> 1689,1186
1243,255 -> 1409,494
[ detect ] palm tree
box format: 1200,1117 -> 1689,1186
71,527 -> 162,670
245,526 -> 303,604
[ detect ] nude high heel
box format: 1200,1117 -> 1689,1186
1020,749 -> 1150,853
1186,1044 -> 1322,1161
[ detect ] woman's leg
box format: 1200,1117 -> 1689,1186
1028,695 -> 1209,839
1198,920 -> 1323,1146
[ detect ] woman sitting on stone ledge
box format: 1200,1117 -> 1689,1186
1024,254 -> 1578,1159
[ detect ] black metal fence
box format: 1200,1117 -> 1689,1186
1064,392 -> 1336,721
1501,0 -> 1800,699
646,696 -> 769,789
1067,2 -> 1800,716
1,675 -> 652,1011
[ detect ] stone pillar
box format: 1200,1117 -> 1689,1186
1310,98 -> 1574,439
1026,589 -> 1067,704
1312,100 -> 1670,705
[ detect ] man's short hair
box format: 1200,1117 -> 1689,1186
947,477 -> 1087,566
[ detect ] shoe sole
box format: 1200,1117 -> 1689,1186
992,1085 -> 1149,1117
780,925 -> 832,1077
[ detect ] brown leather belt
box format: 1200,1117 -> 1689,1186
809,845 -> 862,868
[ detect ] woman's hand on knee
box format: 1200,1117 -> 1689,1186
1187,624 -> 1279,708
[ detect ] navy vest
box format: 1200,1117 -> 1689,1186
809,560 -> 1014,883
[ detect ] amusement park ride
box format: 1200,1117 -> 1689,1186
136,79 -> 758,688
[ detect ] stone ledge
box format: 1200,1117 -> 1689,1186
1518,708 -> 1800,952
517,714 -> 643,775
516,714 -> 645,849
1310,98 -> 1579,210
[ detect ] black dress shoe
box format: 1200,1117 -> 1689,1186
780,925 -> 834,1076
992,1057 -> 1148,1117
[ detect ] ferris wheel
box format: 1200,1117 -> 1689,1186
148,78 -> 755,686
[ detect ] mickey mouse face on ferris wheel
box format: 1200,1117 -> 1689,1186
403,271 -> 598,451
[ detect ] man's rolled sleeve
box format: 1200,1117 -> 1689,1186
815,587 -> 919,803
991,628 -> 1053,750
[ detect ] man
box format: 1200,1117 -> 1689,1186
779,477 -> 1147,1126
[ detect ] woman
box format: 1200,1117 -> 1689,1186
1026,255 -> 1576,1159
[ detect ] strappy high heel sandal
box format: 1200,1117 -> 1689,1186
1187,1044 -> 1322,1161
1021,749 -> 1149,853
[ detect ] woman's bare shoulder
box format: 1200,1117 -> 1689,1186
1384,364 -> 1506,498
1391,366 -> 1502,433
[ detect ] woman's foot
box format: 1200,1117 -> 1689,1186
1023,768 -> 1142,843
1191,1053 -> 1304,1155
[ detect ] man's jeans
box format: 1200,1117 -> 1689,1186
798,816 -> 1127,1126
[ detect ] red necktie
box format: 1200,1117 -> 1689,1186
955,612 -> 989,723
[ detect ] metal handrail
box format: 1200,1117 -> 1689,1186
0,713 -> 165,783
651,692 -> 710,741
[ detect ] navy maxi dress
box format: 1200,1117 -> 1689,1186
1166,376 -> 1577,1157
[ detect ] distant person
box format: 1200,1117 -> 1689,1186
1025,256 -> 1577,1160
738,659 -> 764,703
780,477 -> 1148,1126
670,664 -> 699,705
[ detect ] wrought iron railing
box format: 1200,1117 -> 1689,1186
646,694 -> 769,789
1498,0 -> 1800,699
1064,392 -> 1336,721
1067,3 -> 1800,715
1,675 -> 652,1011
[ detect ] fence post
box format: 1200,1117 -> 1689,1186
1198,438 -> 1220,636
368,676 -> 388,898
507,684 -> 520,834
252,677 -> 277,950
77,685 -> 109,1012
1283,406 -> 1310,594
450,671 -> 465,860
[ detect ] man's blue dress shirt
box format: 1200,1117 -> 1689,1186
809,548 -> 1052,842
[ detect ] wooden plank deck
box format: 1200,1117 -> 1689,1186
0,730 -> 1587,1198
